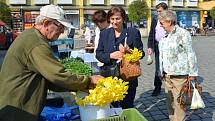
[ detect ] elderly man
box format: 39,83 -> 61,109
147,2 -> 168,96
0,4 -> 101,118
158,10 -> 198,121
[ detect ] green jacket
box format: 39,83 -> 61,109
0,28 -> 90,116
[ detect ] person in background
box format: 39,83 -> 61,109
96,6 -> 144,109
203,22 -> 209,36
67,22 -> 75,39
0,4 -> 102,118
158,10 -> 198,121
147,2 -> 168,96
5,29 -> 13,48
92,10 -> 110,67
194,22 -> 200,34
81,24 -> 94,53
67,22 -> 75,49
81,24 -> 92,44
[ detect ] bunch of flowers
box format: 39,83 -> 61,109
124,48 -> 142,63
76,77 -> 129,107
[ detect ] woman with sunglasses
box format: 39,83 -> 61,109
158,10 -> 198,121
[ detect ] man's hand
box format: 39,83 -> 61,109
88,75 -> 104,89
147,48 -> 153,55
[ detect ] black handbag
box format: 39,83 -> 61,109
100,64 -> 119,77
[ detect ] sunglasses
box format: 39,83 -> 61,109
160,21 -> 165,25
52,22 -> 65,30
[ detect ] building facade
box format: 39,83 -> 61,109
5,0 -> 138,33
4,0 -> 214,34
156,0 -> 201,29
199,0 -> 215,29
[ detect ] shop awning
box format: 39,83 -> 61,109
199,1 -> 215,10
0,20 -> 6,26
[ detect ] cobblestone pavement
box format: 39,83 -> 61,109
0,36 -> 215,121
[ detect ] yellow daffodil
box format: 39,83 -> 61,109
76,77 -> 129,106
124,48 -> 142,62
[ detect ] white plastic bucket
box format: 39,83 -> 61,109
79,104 -> 110,121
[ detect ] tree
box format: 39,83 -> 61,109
128,0 -> 149,23
0,1 -> 12,24
210,6 -> 215,20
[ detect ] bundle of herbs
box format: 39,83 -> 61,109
60,58 -> 92,76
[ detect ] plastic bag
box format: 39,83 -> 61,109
39,103 -> 80,121
147,55 -> 153,65
190,81 -> 205,109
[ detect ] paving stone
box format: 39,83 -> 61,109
187,119 -> 202,121
144,116 -> 154,121
199,112 -> 213,119
201,118 -> 213,121
152,114 -> 168,120
150,110 -> 163,115
142,112 -> 151,117
189,114 -> 201,120
161,110 -> 169,116
158,105 -> 167,110
161,119 -> 169,121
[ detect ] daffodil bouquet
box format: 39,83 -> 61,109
124,47 -> 142,63
76,77 -> 129,107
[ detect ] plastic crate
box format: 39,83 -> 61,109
91,108 -> 147,121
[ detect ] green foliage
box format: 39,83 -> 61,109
60,58 -> 92,76
0,1 -> 12,24
128,0 -> 149,22
210,6 -> 215,20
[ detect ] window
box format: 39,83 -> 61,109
90,0 -> 104,5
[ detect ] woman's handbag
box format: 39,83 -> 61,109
119,32 -> 141,81
100,64 -> 119,77
120,58 -> 141,81
177,77 -> 202,110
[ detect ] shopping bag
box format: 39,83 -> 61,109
190,81 -> 205,109
177,77 -> 202,110
119,32 -> 141,81
120,58 -> 141,81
